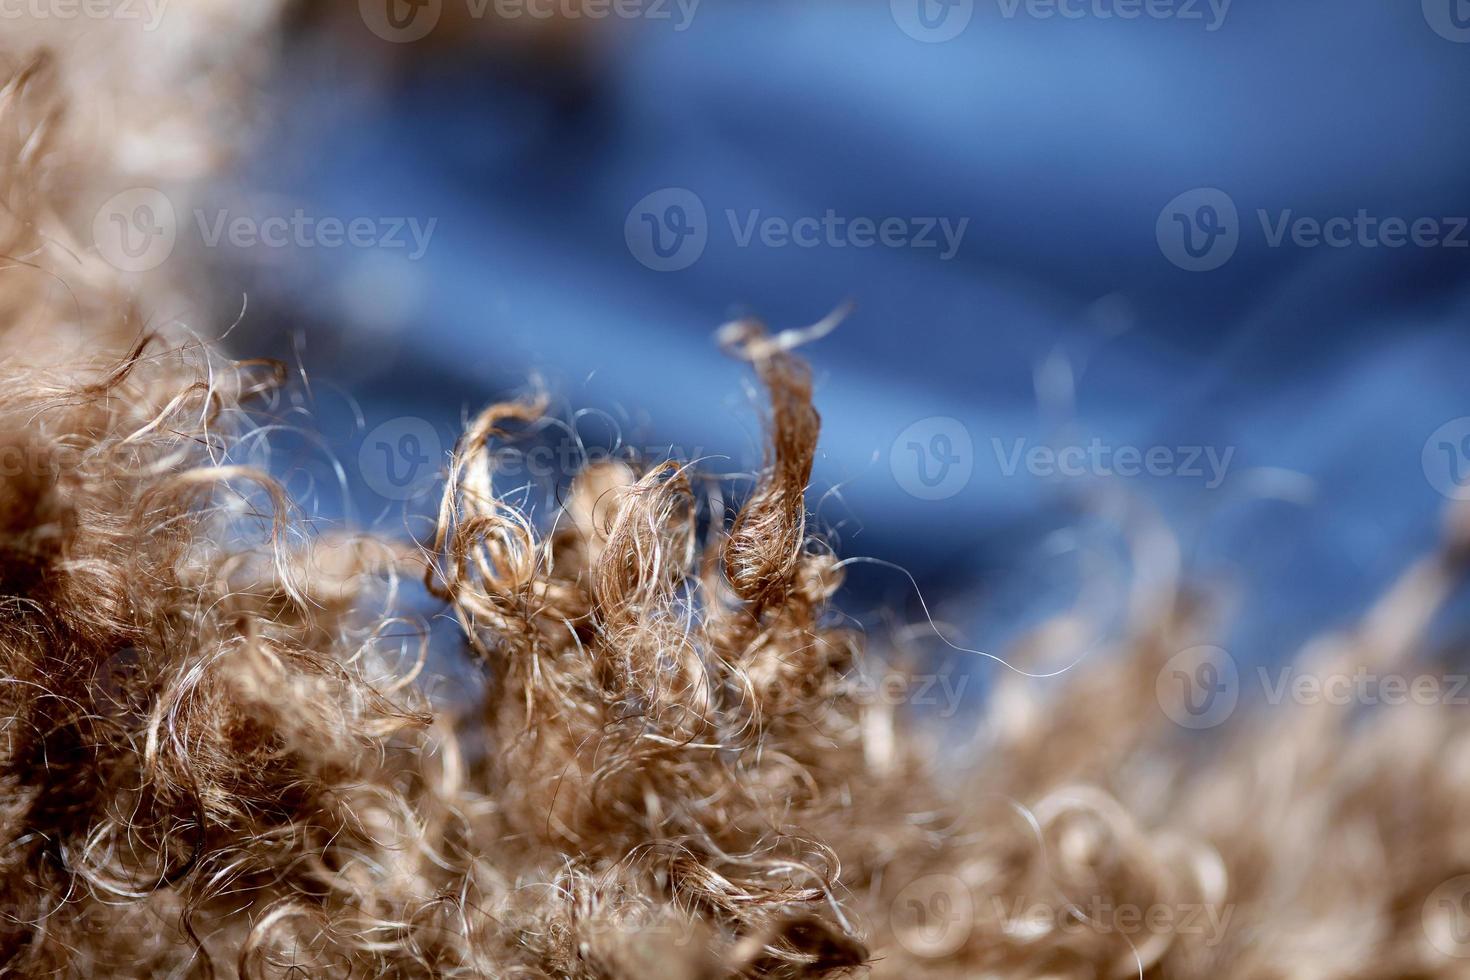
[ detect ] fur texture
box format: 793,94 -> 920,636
1,17 -> 1469,979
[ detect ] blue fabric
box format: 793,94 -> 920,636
240,0 -> 1470,674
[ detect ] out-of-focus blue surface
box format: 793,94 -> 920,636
224,0 -> 1470,677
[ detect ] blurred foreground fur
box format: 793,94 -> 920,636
4,19 -> 1470,980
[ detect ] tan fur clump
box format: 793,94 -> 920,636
3,26 -> 1470,980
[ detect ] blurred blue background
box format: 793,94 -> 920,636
207,0 -> 1470,687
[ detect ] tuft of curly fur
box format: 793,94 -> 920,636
2,17 -> 1470,980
